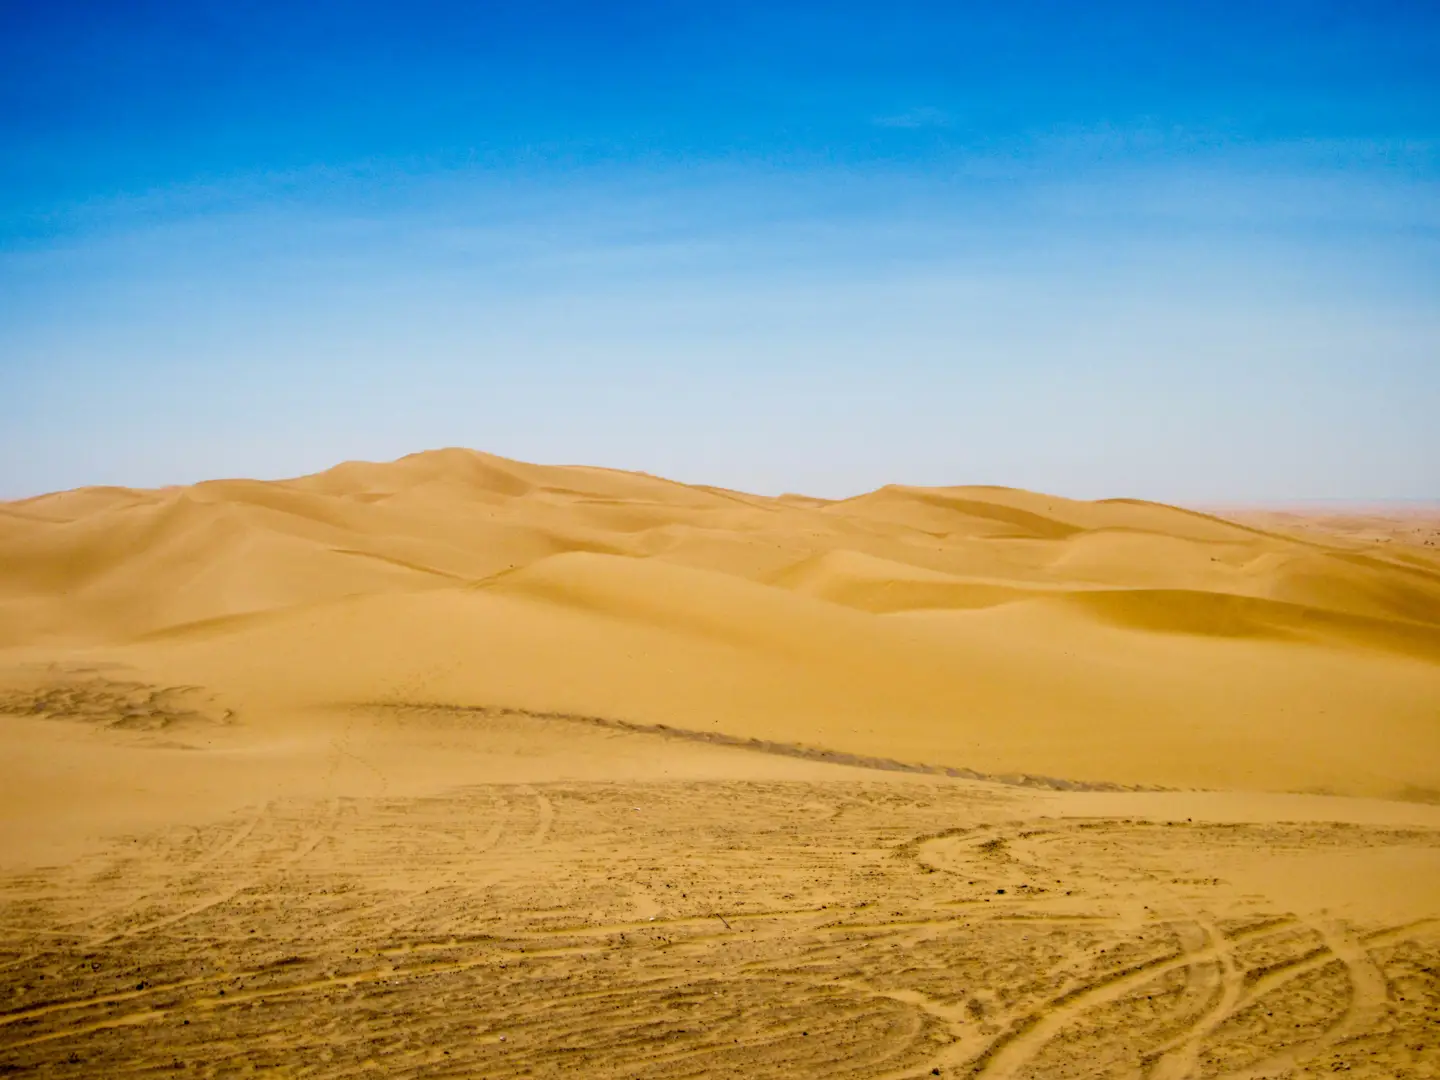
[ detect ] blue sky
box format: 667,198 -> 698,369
2,1 -> 1437,500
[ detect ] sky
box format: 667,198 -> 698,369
2,0 -> 1437,502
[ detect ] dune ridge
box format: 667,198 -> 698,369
2,447 -> 1438,799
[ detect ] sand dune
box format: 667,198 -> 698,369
3,449 -> 1440,1077
2,447 -> 1437,799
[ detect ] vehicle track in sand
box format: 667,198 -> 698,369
0,782 -> 1436,1078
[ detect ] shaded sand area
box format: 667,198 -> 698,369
1,450 -> 1438,1076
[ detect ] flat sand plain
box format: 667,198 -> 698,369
1,450 -> 1437,1077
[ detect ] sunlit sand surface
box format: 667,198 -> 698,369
2,450 -> 1437,1076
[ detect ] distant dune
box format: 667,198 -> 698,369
3,447 -> 1438,799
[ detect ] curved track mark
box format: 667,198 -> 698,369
1145,918 -> 1245,1080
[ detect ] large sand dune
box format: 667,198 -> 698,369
3,448 -> 1437,798
2,450 -> 1438,1077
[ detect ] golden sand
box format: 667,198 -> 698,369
1,449 -> 1436,1076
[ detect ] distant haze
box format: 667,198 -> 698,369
2,2 -> 1437,501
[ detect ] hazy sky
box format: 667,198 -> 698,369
2,1 -> 1437,501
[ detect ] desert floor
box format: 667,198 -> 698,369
1,450 -> 1437,1077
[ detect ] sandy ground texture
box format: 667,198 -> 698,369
1,450 -> 1438,1076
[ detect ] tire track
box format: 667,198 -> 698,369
1216,920 -> 1416,1079
1144,918 -> 1245,1080
2,782 -> 1436,1078
87,798 -> 342,946
42,804 -> 272,942
967,920 -> 1297,1077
